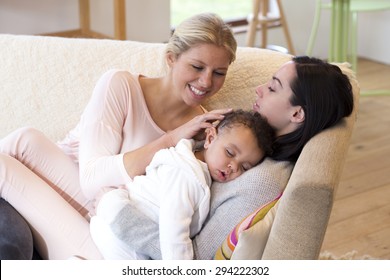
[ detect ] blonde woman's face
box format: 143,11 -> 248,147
167,43 -> 231,107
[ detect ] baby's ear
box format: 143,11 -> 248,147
204,127 -> 217,149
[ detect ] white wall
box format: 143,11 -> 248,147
0,0 -> 171,43
90,0 -> 170,42
1,0 -> 389,64
358,10 -> 390,64
0,0 -> 79,34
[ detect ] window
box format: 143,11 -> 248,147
170,0 -> 251,28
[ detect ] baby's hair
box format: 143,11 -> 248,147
216,109 -> 275,156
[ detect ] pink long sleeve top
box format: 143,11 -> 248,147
57,69 -> 165,199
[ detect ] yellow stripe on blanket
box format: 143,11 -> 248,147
214,193 -> 282,260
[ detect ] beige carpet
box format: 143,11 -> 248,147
319,250 -> 376,260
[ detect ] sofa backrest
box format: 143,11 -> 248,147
0,34 -> 290,141
0,35 -> 161,140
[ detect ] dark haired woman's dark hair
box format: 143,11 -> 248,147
272,56 -> 354,162
217,109 -> 275,157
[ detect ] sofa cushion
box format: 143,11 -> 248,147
0,198 -> 33,260
231,201 -> 279,259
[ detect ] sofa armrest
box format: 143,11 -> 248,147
262,117 -> 356,259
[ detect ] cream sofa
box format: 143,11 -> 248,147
0,34 -> 358,259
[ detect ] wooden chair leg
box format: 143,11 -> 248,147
261,0 -> 268,49
114,0 -> 126,40
247,0 -> 295,54
79,0 -> 90,35
247,0 -> 261,47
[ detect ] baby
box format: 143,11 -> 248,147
90,109 -> 275,260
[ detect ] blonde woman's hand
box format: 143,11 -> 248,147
166,108 -> 232,145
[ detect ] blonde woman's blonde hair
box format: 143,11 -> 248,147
166,13 -> 237,64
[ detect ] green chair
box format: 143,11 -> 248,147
306,0 -> 390,78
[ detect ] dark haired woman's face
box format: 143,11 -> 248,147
253,61 -> 303,136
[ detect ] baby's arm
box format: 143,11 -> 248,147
158,167 -> 196,260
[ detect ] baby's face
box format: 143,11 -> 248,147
203,125 -> 263,183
